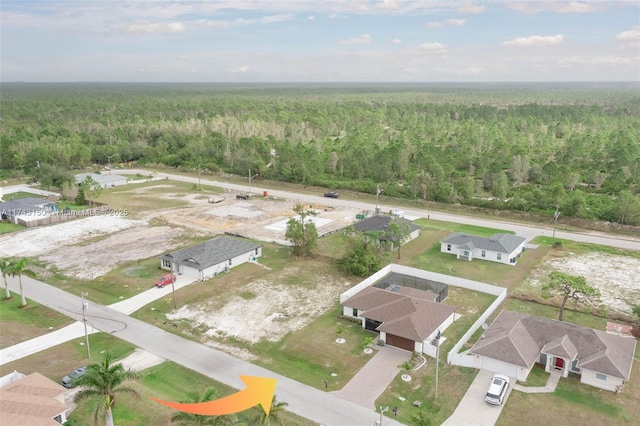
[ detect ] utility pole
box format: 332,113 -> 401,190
197,166 -> 208,190
375,184 -> 383,215
248,169 -> 259,196
104,154 -> 119,175
81,292 -> 91,359
552,205 -> 560,241
377,405 -> 388,426
433,329 -> 441,400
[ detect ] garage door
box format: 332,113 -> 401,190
386,334 -> 414,351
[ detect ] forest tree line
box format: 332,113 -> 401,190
1,83 -> 639,225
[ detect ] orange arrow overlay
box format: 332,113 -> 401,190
152,375 -> 277,416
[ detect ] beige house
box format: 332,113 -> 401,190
470,311 -> 637,391
342,284 -> 456,354
0,371 -> 72,424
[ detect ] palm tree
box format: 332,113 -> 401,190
171,387 -> 237,425
0,257 -> 12,300
253,395 -> 288,426
73,352 -> 142,426
7,258 -> 28,306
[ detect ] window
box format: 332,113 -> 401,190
481,250 -> 486,258
463,250 -> 469,257
447,244 -> 451,251
229,259 -> 233,266
497,253 -> 502,260
162,259 -> 172,269
255,248 -> 259,254
595,373 -> 607,381
353,308 -> 358,317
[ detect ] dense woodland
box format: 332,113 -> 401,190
1,82 -> 639,224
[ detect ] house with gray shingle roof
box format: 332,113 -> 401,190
342,285 -> 456,355
470,310 -> 636,391
352,215 -> 421,250
440,232 -> 526,265
160,236 -> 262,281
0,197 -> 58,224
74,172 -> 127,189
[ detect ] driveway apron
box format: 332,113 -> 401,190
332,345 -> 409,409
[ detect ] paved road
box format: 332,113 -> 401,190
115,169 -> 640,252
4,276 -> 403,426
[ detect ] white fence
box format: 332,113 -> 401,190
339,263 -> 508,368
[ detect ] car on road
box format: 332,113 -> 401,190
324,191 -> 340,198
61,366 -> 86,388
155,273 -> 176,288
485,374 -> 510,405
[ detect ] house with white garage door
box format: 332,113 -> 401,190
470,310 -> 636,392
440,232 -> 526,265
160,236 -> 262,281
341,271 -> 456,355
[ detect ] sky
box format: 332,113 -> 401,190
1,0 -> 639,83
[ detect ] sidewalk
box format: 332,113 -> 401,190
0,274 -> 196,366
513,371 -> 561,394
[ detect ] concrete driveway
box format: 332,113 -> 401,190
331,345 -> 409,409
441,369 -> 513,426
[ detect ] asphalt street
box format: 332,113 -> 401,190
116,169 -> 640,251
5,276 -> 403,426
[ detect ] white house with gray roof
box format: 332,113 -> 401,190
440,232 -> 526,265
470,310 -> 636,391
74,173 -> 127,189
160,236 -> 262,281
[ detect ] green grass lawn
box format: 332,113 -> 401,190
251,302 -> 378,391
68,361 -> 315,426
0,221 -> 24,234
1,191 -> 40,201
0,291 -> 73,348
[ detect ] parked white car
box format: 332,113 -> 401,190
484,374 -> 510,405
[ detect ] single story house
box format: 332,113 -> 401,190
470,310 -> 637,392
74,172 -> 127,189
342,279 -> 456,354
160,236 -> 262,281
0,197 -> 58,224
440,232 -> 526,265
352,215 -> 421,250
0,371 -> 71,425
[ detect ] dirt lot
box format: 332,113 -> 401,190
524,252 -> 640,316
5,183 -> 639,351
0,184 -> 360,279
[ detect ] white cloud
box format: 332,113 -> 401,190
426,18 -> 466,28
229,65 -> 250,73
197,20 -> 230,29
339,34 -> 371,45
503,34 -> 564,47
457,2 -> 485,14
126,22 -> 186,34
308,15 -> 316,20
376,0 -> 402,11
507,1 -> 601,15
417,42 -> 447,54
260,14 -> 293,24
391,38 -> 401,44
616,26 -> 640,42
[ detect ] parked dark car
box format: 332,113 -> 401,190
61,366 -> 86,388
324,191 -> 340,198
236,193 -> 249,200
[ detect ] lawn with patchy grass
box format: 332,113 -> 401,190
251,302 -> 377,391
497,353 -> 640,426
0,333 -> 135,378
0,291 -> 73,348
